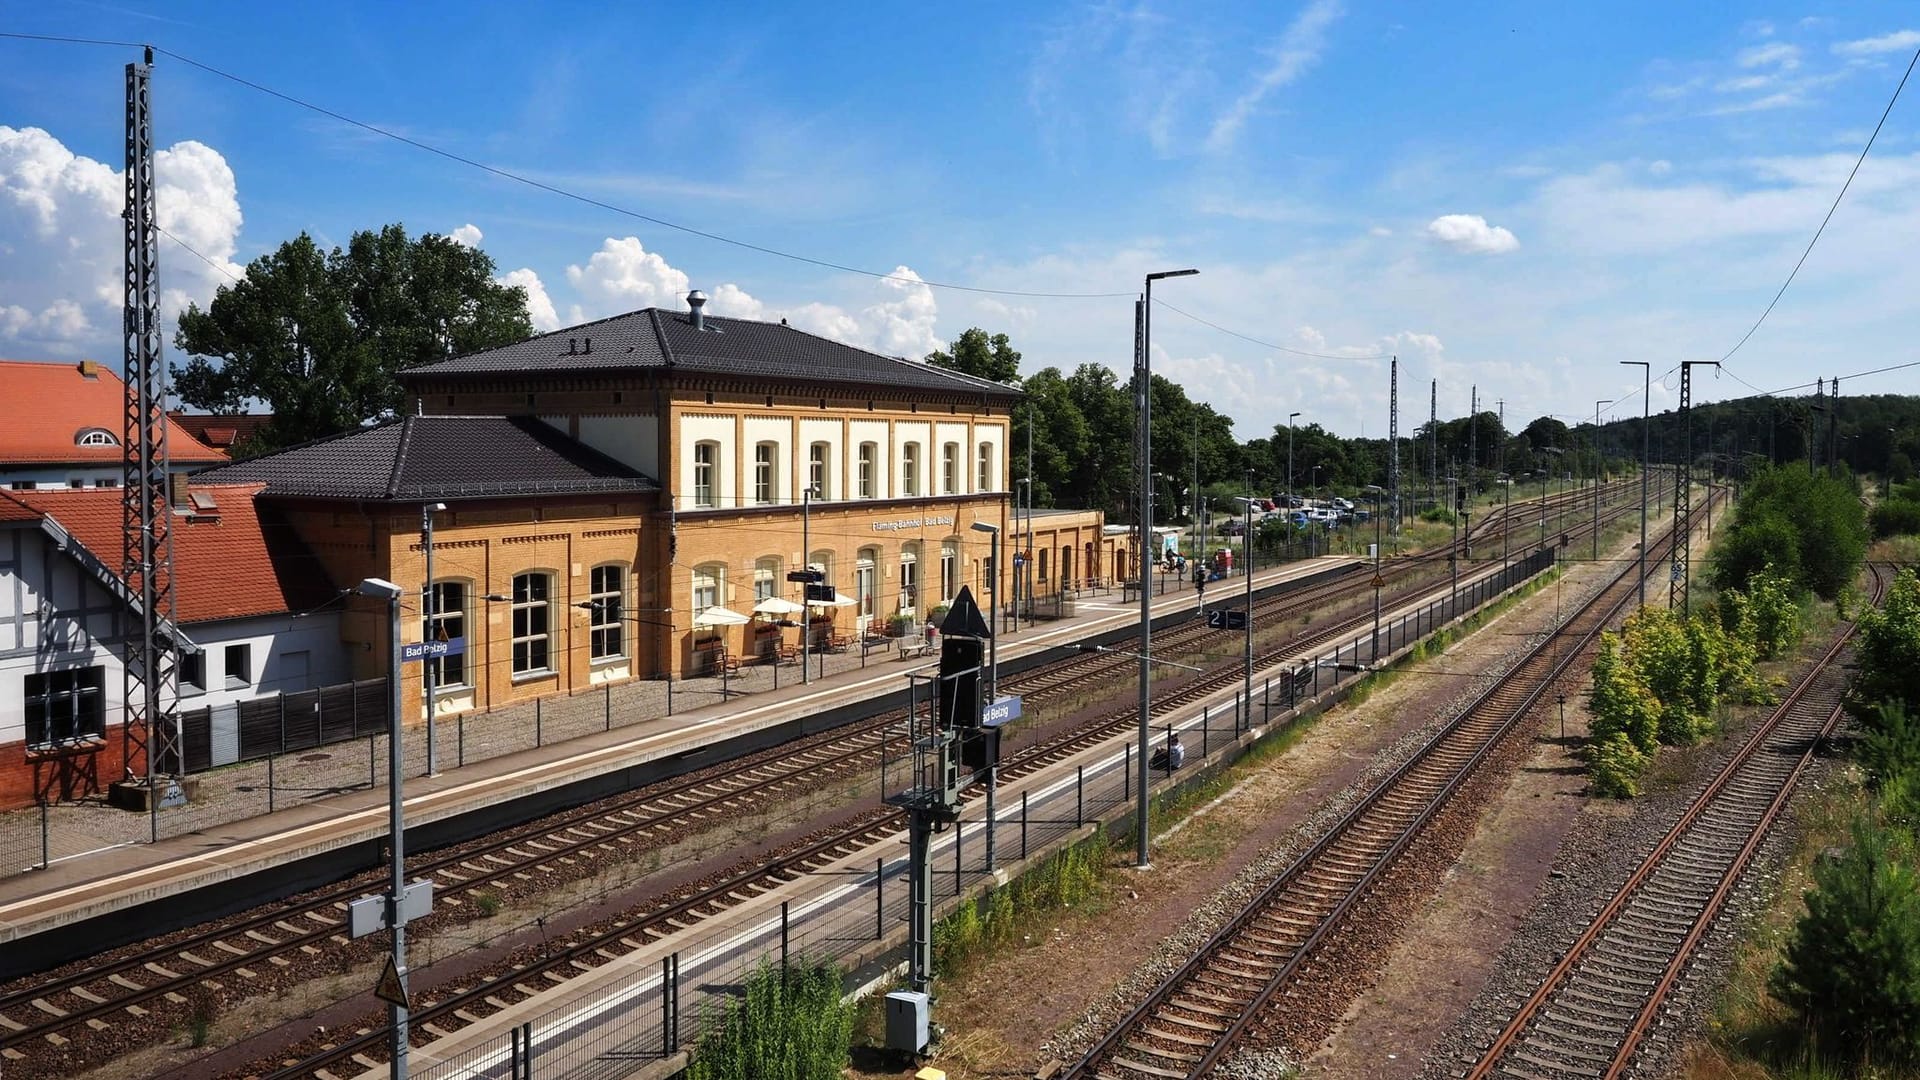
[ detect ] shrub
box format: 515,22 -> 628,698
686,958 -> 853,1080
1712,463 -> 1866,600
1853,569 -> 1920,716
1771,820 -> 1920,1070
1586,731 -> 1647,798
1589,632 -> 1659,755
1858,703 -> 1920,794
1871,499 -> 1920,540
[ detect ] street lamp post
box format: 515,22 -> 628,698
1445,473 -> 1459,603
358,577 -> 411,1080
1287,412 -> 1301,509
1593,400 -> 1611,561
1621,362 -> 1650,605
1234,488 -> 1257,716
1362,485 -> 1383,662
1136,267 -> 1198,869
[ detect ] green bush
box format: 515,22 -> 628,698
1858,703 -> 1920,794
1870,499 -> 1920,540
1585,730 -> 1646,798
1711,463 -> 1866,601
1771,820 -> 1920,1070
1853,569 -> 1920,717
1721,567 -> 1805,661
687,958 -> 853,1080
1419,507 -> 1456,525
1588,632 -> 1660,755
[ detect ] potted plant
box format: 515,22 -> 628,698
885,613 -> 913,637
928,604 -> 950,624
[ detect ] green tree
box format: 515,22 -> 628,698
1063,363 -> 1135,518
1012,367 -> 1088,508
926,327 -> 1021,384
1719,567 -> 1803,660
1771,820 -> 1920,1069
1859,703 -> 1920,794
1711,463 -> 1866,600
173,224 -> 532,451
1586,731 -> 1647,798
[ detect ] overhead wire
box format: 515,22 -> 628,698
1150,298 -> 1394,361
1714,45 -> 1919,368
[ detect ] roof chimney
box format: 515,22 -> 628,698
77,359 -> 99,378
687,290 -> 708,331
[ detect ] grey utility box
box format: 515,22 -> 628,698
885,990 -> 930,1054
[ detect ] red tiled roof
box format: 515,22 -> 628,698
0,490 -> 41,523
0,359 -> 227,465
9,483 -> 336,624
169,412 -> 274,450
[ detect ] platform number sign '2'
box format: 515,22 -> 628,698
1205,609 -> 1248,631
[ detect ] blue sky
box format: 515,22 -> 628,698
2,1 -> 1918,440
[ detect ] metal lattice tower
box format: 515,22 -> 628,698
1670,360 -> 1718,612
122,51 -> 180,783
1389,357 -> 1400,549
1429,379 -> 1438,515
1468,385 -> 1478,495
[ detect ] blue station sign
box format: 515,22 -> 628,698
982,695 -> 1023,726
402,637 -> 466,663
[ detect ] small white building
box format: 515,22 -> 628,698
0,482 -> 345,808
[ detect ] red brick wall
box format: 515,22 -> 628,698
0,727 -> 137,810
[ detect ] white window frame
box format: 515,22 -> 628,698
511,571 -> 554,676
754,441 -> 777,505
977,443 -> 993,491
942,442 -> 960,494
428,580 -> 470,689
693,441 -> 719,508
809,441 -> 830,499
941,540 -> 958,603
754,557 -> 780,601
858,442 -> 878,498
692,563 -> 724,612
902,442 -> 921,497
588,565 -> 625,661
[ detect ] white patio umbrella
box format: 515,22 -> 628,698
691,605 -> 750,628
805,590 -> 856,608
751,596 -> 806,616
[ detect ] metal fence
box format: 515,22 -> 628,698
393,547 -> 1556,1080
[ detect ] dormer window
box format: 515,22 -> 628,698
75,429 -> 117,448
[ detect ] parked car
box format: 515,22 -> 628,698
1219,518 -> 1246,536
1331,496 -> 1355,511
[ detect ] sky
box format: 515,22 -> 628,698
2,1 -> 1918,442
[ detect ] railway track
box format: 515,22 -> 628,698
1456,562 -> 1890,1080
0,483 -> 1632,1071
1063,490 -> 1714,1080
251,510 -> 1585,1079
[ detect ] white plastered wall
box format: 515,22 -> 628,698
577,415 -> 659,477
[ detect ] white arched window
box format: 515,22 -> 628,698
940,540 -> 959,603
941,442 -> 961,494
75,428 -> 117,448
858,443 -> 878,498
900,542 -> 921,613
754,442 -> 778,504
809,442 -> 831,499
901,443 -> 921,497
692,562 -> 725,612
856,547 -> 879,620
511,571 -> 554,675
693,441 -> 719,507
755,556 -> 780,601
976,443 -> 994,491
588,564 -> 625,660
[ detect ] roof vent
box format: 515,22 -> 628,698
77,360 -> 99,378
582,336 -> 591,354
567,337 -> 578,355
687,290 -> 708,331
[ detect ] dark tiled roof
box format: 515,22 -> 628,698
192,416 -> 659,502
404,308 -> 1021,399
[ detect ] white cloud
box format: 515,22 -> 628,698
1207,0 -> 1344,151
499,267 -> 559,332
1648,159 -> 1672,176
1368,225 -> 1393,237
1834,29 -> 1920,57
1425,213 -> 1520,254
0,125 -> 242,357
1737,42 -> 1801,69
448,223 -> 483,247
563,236 -> 691,321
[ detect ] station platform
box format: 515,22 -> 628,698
0,556 -> 1361,970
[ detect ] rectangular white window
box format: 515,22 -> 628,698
754,442 -> 775,505
809,442 -> 829,499
856,559 -> 877,619
512,572 -> 553,675
902,443 -> 920,497
24,667 -> 106,746
694,442 -> 717,507
942,442 -> 960,494
941,543 -> 958,602
978,444 -> 992,490
589,566 -> 623,660
428,581 -> 468,688
900,557 -> 918,612
755,559 -> 778,601
858,443 -> 877,498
